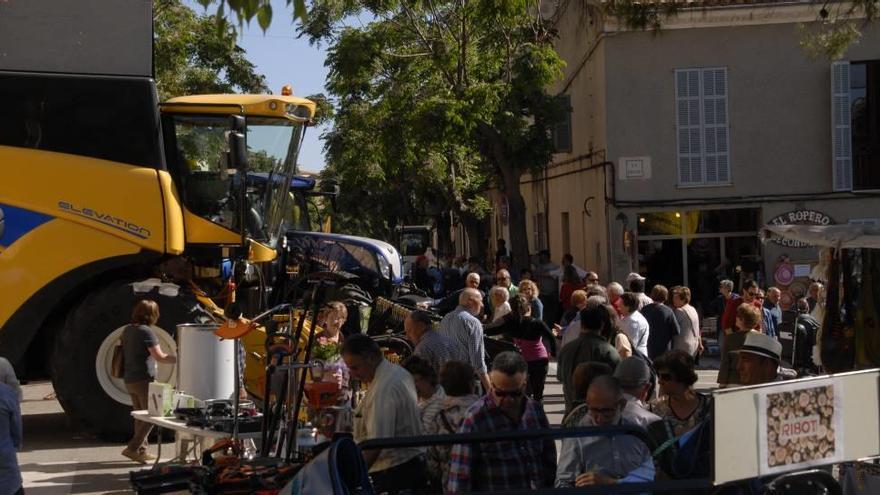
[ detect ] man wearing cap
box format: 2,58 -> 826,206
734,332 -> 784,386
626,273 -> 652,310
614,357 -> 661,427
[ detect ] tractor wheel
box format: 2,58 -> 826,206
51,280 -> 199,441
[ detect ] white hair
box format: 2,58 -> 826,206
489,286 -> 510,302
607,282 -> 624,296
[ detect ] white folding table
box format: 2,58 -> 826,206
131,410 -> 262,464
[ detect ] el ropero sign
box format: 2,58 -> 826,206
767,210 -> 834,248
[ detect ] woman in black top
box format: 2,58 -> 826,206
121,300 -> 176,464
485,295 -> 556,401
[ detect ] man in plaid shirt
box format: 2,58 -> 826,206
446,352 -> 556,493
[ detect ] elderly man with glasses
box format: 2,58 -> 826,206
556,375 -> 654,488
446,352 -> 557,493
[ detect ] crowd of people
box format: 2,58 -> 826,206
112,249 -> 825,494
347,248 -> 821,493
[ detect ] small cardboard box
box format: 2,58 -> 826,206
148,382 -> 173,416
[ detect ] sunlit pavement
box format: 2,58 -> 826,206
18,381 -> 173,494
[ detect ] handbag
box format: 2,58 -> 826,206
111,342 -> 125,378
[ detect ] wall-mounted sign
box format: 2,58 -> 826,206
618,157 -> 652,180
757,379 -> 843,476
767,210 -> 834,247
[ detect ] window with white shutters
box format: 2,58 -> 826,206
675,67 -> 731,186
832,60 -> 853,191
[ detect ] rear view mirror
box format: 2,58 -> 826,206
228,132 -> 247,172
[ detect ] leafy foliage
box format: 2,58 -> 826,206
306,0 -> 566,264
194,0 -> 309,32
154,0 -> 268,100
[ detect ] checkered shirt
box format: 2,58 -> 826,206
446,395 -> 557,493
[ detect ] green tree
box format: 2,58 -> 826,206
154,0 -> 268,100
305,0 -> 565,268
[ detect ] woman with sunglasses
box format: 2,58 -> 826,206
649,350 -> 710,436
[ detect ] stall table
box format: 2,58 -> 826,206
131,410 -> 261,465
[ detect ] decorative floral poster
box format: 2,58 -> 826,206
757,379 -> 843,476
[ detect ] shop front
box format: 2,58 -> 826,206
626,207 -> 762,312
609,198 -> 880,314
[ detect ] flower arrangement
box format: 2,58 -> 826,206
312,336 -> 340,362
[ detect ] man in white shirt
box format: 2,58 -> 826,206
556,376 -> 654,488
619,293 -> 650,357
342,334 -> 426,494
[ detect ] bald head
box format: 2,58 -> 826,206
459,288 -> 484,316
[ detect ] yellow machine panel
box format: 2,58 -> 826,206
0,218 -> 142,328
0,146 -> 167,253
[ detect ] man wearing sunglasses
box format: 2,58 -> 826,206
447,352 -> 557,492
556,376 -> 654,488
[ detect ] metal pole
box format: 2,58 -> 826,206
232,338 -> 241,445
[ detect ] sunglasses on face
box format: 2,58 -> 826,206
658,372 -> 674,381
587,278 -> 599,283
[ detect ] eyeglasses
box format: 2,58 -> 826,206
587,406 -> 618,416
746,291 -> 759,297
587,278 -> 599,283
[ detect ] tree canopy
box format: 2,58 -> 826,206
154,0 -> 268,100
302,0 -> 566,266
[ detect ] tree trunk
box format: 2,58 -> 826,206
500,169 -> 530,273
460,211 -> 486,261
436,213 -> 454,260
476,121 -> 531,273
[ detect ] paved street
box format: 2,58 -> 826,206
18,382 -> 172,494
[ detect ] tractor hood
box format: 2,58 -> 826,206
285,231 -> 403,284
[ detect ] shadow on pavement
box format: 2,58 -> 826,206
20,462 -> 132,494
19,460 -> 135,474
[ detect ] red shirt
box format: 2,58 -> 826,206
721,296 -> 764,333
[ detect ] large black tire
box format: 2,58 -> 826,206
51,280 -> 200,442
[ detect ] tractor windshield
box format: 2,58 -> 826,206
248,118 -> 305,246
168,114 -> 305,246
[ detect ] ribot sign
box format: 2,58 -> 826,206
767,210 -> 834,248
